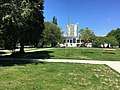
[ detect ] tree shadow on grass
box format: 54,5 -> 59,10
11,51 -> 54,59
0,60 -> 41,66
0,51 -> 54,66
0,51 -> 5,54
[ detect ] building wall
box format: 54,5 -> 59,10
64,37 -> 82,47
67,24 -> 78,37
73,24 -> 78,37
62,23 -> 81,47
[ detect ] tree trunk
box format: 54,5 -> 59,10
19,40 -> 25,54
51,43 -> 55,47
51,42 -> 57,47
119,42 -> 120,48
41,42 -> 44,48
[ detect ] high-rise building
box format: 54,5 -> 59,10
62,23 -> 81,47
67,24 -> 78,37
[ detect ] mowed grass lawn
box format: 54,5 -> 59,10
0,63 -> 120,90
48,48 -> 120,61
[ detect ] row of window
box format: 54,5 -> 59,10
64,39 -> 80,43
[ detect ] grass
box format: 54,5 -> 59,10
2,48 -> 44,54
0,62 -> 120,90
48,48 -> 120,61
0,48 -> 120,89
1,47 -> 120,61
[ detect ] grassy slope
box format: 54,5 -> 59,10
0,63 -> 120,90
49,48 -> 120,61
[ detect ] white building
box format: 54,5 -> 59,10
67,24 -> 78,37
85,43 -> 92,48
64,36 -> 81,47
63,23 -> 82,47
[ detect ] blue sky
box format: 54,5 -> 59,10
44,0 -> 120,36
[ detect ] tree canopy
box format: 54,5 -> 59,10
0,0 -> 44,53
79,27 -> 95,44
93,36 -> 118,48
107,28 -> 120,47
52,16 -> 57,26
41,22 -> 63,47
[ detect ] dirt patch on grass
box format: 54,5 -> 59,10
78,56 -> 91,60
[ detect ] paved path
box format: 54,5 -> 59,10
25,48 -> 52,52
36,59 -> 120,74
0,48 -> 120,74
0,48 -> 52,56
0,58 -> 120,74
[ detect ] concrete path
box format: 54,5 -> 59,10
25,48 -> 52,52
0,58 -> 120,74
36,59 -> 120,74
0,48 -> 120,74
0,48 -> 52,56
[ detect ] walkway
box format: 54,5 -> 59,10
0,48 -> 120,74
0,48 -> 52,56
3,58 -> 119,74
36,59 -> 120,74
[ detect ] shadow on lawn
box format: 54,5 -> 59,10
0,51 -> 5,54
0,51 -> 54,66
0,60 -> 41,66
11,51 -> 54,59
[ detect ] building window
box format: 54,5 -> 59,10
70,40 -> 72,43
73,38 -> 76,43
77,40 -> 80,43
67,40 -> 69,43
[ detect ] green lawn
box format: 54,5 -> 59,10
4,47 -> 120,61
48,48 -> 120,61
0,63 -> 120,90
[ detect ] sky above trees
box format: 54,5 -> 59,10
44,0 -> 120,36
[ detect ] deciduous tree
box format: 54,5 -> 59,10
79,27 -> 95,45
107,28 -> 120,47
41,22 -> 63,47
0,0 -> 44,53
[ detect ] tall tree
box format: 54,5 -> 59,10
41,22 -> 63,47
107,28 -> 120,47
0,0 -> 20,51
93,36 -> 118,48
79,27 -> 95,45
106,36 -> 118,47
0,0 -> 44,53
92,36 -> 104,47
52,16 -> 57,26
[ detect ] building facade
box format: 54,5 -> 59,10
67,24 -> 78,37
63,24 -> 82,47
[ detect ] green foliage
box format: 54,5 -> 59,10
0,0 -> 44,52
41,22 -> 63,47
93,36 -> 118,48
106,36 -> 118,46
79,27 -> 95,44
107,28 -> 120,47
52,16 -> 57,26
0,0 -> 20,50
93,36 -> 104,47
107,30 -> 116,36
